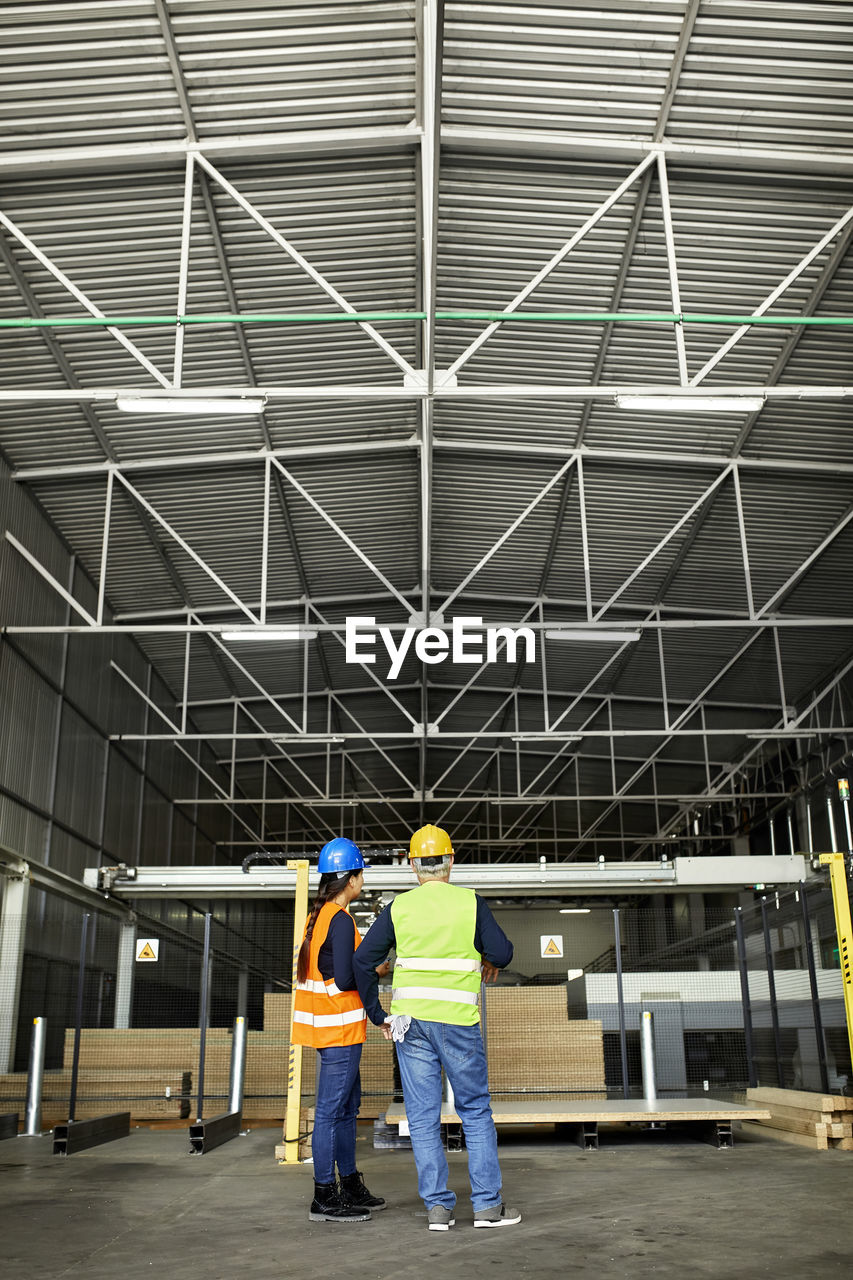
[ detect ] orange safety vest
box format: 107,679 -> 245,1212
291,902 -> 367,1048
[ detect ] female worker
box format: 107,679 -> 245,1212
292,836 -> 387,1223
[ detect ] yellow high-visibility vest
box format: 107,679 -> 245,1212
390,882 -> 481,1026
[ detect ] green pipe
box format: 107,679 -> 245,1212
0,310 -> 850,329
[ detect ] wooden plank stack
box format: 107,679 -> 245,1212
483,988 -> 606,1099
0,1068 -> 192,1125
0,987 -> 607,1128
745,1087 -> 853,1151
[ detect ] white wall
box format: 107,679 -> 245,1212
491,905 -> 615,977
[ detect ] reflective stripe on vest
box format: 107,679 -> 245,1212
297,978 -> 343,996
392,986 -> 479,1005
290,901 -> 367,1049
390,881 -> 481,1026
293,1007 -> 367,1028
395,957 -> 481,973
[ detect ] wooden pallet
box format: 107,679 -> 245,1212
386,1098 -> 772,1149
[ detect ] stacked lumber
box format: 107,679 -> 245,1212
484,988 -> 606,1096
263,991 -> 394,1118
265,989 -> 607,1103
745,1087 -> 853,1151
8,987 -> 606,1128
59,1026 -> 293,1103
0,1068 -> 192,1125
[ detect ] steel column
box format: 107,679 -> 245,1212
640,1011 -> 657,1102
760,899 -> 784,1088
613,908 -> 630,1099
114,920 -> 137,1030
734,908 -> 757,1089
0,868 -> 30,1073
68,914 -> 90,1122
23,1017 -> 47,1136
196,913 -> 212,1121
798,884 -> 830,1094
228,1015 -> 248,1116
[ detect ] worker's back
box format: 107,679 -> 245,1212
390,881 -> 482,1026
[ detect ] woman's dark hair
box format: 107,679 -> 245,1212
296,871 -> 357,983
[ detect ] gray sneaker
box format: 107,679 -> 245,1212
473,1203 -> 522,1228
427,1205 -> 456,1231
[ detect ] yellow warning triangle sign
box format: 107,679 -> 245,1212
543,938 -> 561,956
137,942 -> 156,960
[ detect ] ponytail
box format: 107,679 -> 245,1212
296,871 -> 354,983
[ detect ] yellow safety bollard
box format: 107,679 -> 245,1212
819,853 -> 853,1080
283,858 -> 310,1164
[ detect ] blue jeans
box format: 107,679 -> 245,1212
312,1043 -> 362,1184
395,1018 -> 502,1213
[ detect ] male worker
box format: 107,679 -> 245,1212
353,824 -> 521,1231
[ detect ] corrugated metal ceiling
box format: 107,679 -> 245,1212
1,0 -> 852,861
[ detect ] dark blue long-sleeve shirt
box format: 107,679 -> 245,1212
316,909 -> 358,990
353,889 -> 513,1026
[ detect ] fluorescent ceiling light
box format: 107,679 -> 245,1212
270,734 -> 345,745
116,396 -> 266,415
222,628 -> 317,641
509,733 -> 582,744
746,731 -> 814,739
615,394 -> 763,412
545,629 -> 641,643
559,908 -> 591,914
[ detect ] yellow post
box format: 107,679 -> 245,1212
819,853 -> 853,1078
283,857 -> 310,1164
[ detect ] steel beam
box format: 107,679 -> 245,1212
444,152 -> 657,379
53,1112 -> 131,1156
437,460 -> 576,616
439,127 -> 853,177
656,153 -> 688,386
173,790 -> 793,806
188,1109 -> 242,1154
82,855 -> 807,899
690,204 -> 853,387
3,383 -> 852,414
0,863 -> 30,1073
0,1113 -> 19,1141
0,125 -> 423,180
0,208 -> 170,386
194,151 -> 415,378
15,437 -> 853,488
592,469 -> 734,622
2,127 -> 850,181
271,457 -> 411,613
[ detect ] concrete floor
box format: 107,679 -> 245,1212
1,1123 -> 851,1280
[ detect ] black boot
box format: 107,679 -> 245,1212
339,1169 -> 386,1211
308,1180 -> 371,1223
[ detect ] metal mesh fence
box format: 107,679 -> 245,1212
584,906 -> 751,1099
0,895 -> 296,1130
2,876 -> 850,1140
736,880 -> 852,1095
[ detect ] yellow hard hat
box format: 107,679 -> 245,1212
409,824 -> 453,861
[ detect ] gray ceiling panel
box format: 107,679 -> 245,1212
2,0 -> 852,862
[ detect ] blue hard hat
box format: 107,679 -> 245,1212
317,837 -> 370,875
